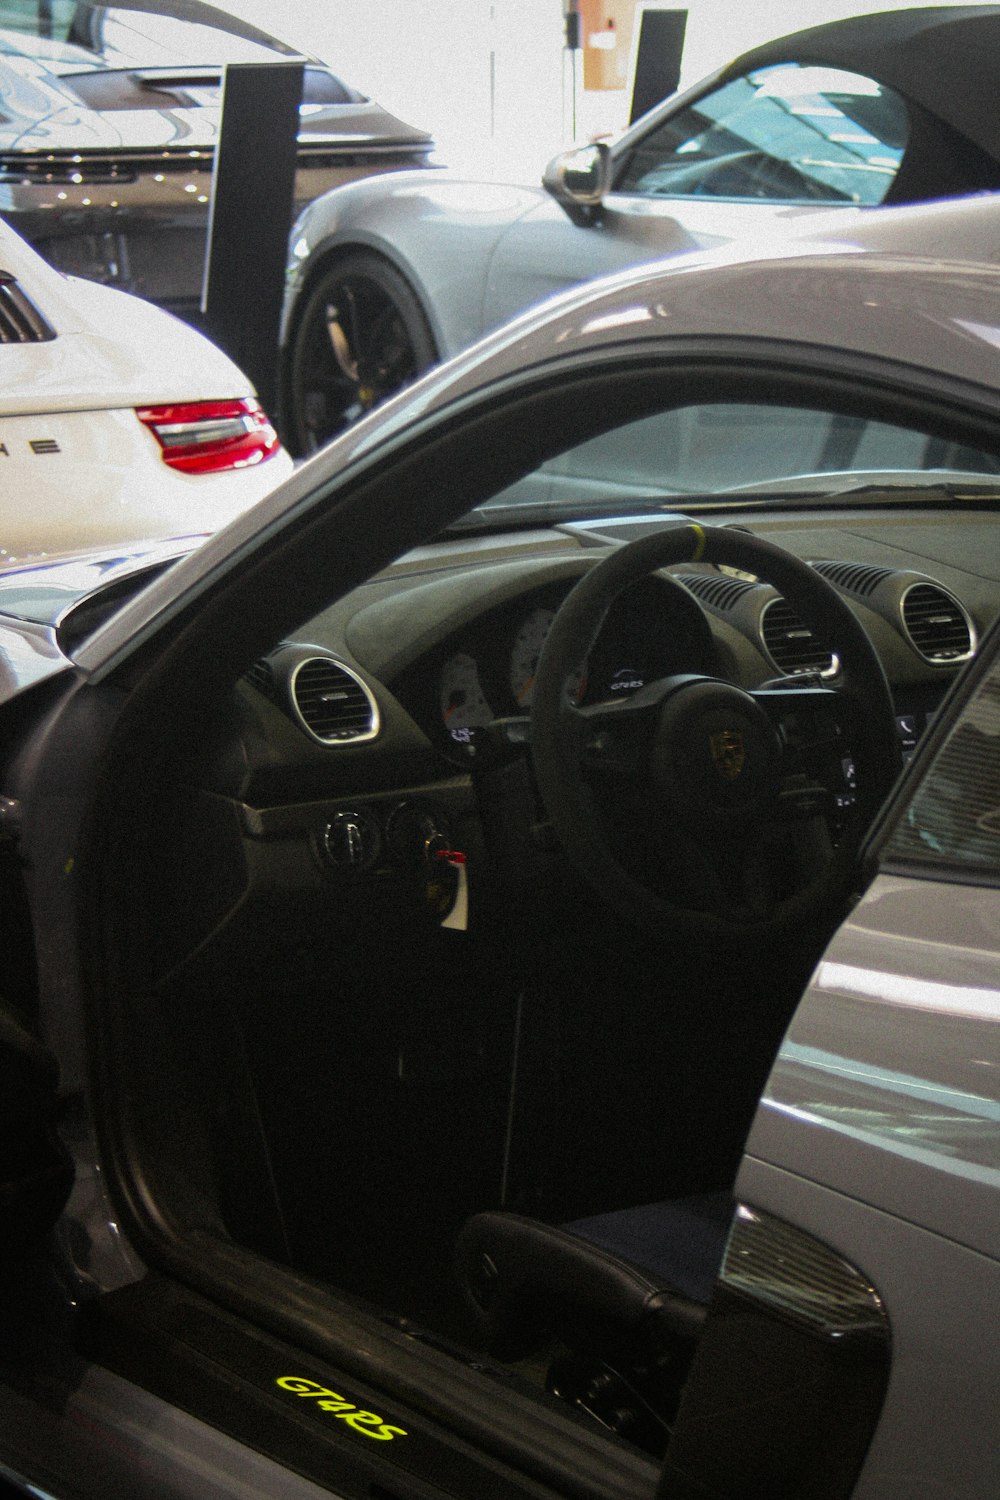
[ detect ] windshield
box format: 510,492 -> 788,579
462,400 -> 1000,527
617,62 -> 909,207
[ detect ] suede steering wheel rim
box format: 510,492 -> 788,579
530,522 -> 901,939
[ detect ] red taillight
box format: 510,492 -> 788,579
135,397 -> 281,474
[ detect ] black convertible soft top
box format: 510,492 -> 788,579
731,6 -> 1000,164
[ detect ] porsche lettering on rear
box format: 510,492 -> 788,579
0,439 -> 61,457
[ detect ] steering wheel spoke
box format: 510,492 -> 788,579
572,689 -> 666,776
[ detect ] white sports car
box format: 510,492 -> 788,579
280,4 -> 1000,453
0,213 -> 292,567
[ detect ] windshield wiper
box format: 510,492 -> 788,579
708,481 -> 1000,509
438,480 -> 1000,538
439,498 -> 692,536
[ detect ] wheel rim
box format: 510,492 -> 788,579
293,273 -> 424,452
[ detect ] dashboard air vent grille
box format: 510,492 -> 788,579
291,656 -> 378,744
760,598 -> 836,677
0,276 -> 55,343
675,572 -> 759,612
901,584 -> 975,663
812,560 -> 894,597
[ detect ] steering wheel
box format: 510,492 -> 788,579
530,523 -> 901,938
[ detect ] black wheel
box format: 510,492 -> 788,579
286,252 -> 437,454
530,522 -> 902,941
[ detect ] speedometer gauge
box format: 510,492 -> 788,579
440,652 -> 493,748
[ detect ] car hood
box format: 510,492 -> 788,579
0,536 -> 197,700
0,537 -> 196,627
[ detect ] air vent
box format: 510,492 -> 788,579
760,598 -> 837,677
812,560 -> 894,598
0,276 -> 55,343
900,583 -> 976,664
676,572 -> 759,613
290,656 -> 379,745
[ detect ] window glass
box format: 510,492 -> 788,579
0,0 -> 78,35
616,63 -> 909,206
478,402 -> 1000,515
884,653 -> 1000,877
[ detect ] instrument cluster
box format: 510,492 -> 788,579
423,575 -> 719,758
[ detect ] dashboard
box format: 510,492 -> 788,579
166,506 -> 995,925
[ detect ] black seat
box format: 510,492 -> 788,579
455,1192 -> 733,1452
456,1192 -> 732,1353
562,1190 -> 733,1305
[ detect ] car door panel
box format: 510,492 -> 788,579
482,196 -> 824,335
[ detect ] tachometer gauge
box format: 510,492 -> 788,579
510,607 -> 554,709
510,606 -> 586,707
440,652 -> 493,748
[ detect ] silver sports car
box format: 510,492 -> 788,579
280,4 -> 1000,453
0,0 -> 434,317
0,190 -> 999,1499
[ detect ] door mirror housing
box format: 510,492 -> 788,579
543,141 -> 612,225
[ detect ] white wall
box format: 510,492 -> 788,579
222,0 -> 977,181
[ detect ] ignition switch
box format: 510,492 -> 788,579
385,801 -> 447,865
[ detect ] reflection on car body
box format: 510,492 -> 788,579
0,192 -> 999,1499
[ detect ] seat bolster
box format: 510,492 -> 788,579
455,1210 -> 706,1360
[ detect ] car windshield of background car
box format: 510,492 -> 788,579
616,64 -> 909,206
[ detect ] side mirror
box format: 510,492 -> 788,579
542,141 -> 612,226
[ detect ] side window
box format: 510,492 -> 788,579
616,63 -> 909,206
883,649 -> 1000,879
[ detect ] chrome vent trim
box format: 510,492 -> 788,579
760,597 -> 838,678
0,276 -> 55,343
811,559 -> 894,598
289,655 -> 379,745
900,582 -> 976,664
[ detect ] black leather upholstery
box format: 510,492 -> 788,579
563,1190 -> 733,1305
455,1191 -> 733,1361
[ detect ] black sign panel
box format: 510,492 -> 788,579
202,60 -> 304,411
630,8 -> 688,124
